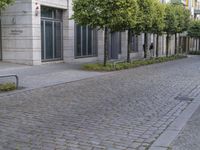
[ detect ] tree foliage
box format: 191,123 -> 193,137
182,9 -> 191,32
164,4 -> 178,35
188,20 -> 200,38
135,0 -> 155,33
0,0 -> 14,9
173,5 -> 188,34
108,0 -> 138,32
72,0 -> 138,31
151,1 -> 165,35
72,0 -> 110,29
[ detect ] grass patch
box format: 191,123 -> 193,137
188,51 -> 200,55
0,83 -> 16,92
83,55 -> 187,72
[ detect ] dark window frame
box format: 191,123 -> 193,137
130,34 -> 139,53
74,24 -> 98,58
41,6 -> 63,62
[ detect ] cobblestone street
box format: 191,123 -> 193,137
1,56 -> 200,150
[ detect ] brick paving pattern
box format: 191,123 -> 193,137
0,56 -> 200,150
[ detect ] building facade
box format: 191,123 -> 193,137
0,0 -> 177,65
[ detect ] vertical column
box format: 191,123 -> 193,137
63,0 -> 75,63
97,29 -> 104,62
121,31 -> 128,59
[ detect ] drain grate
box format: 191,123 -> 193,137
174,96 -> 194,102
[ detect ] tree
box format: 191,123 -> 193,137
181,9 -> 191,53
108,0 -> 138,63
173,5 -> 191,54
151,1 -> 165,57
72,0 -> 138,66
188,20 -> 200,51
0,0 -> 14,9
72,0 -> 112,66
136,0 -> 156,58
164,4 -> 178,56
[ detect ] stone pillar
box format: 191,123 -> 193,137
1,0 -> 34,65
120,31 -> 128,60
97,30 -> 105,62
63,0 -> 75,63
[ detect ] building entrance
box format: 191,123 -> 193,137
41,6 -> 63,61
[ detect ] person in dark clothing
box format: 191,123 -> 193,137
149,43 -> 154,57
149,43 -> 154,50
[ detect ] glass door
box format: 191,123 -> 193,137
45,21 -> 53,60
41,20 -> 62,61
41,6 -> 63,62
54,22 -> 62,59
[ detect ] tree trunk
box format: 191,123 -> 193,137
187,37 -> 190,54
144,33 -> 148,58
166,33 -> 169,57
179,36 -> 182,54
127,29 -> 132,63
104,27 -> 108,66
193,38 -> 195,51
156,34 -> 159,57
199,37 -> 200,51
196,38 -> 198,52
175,33 -> 177,55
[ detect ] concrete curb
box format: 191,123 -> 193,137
149,97 -> 200,150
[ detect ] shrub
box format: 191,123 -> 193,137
0,83 -> 16,92
188,51 -> 200,55
83,55 -> 187,72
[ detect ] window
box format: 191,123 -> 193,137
75,25 -> 98,58
130,34 -> 138,52
41,6 -> 62,20
41,6 -> 63,61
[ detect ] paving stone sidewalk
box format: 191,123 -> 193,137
170,104 -> 200,150
1,56 -> 200,150
0,62 -> 107,90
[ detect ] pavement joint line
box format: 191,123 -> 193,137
149,96 -> 200,150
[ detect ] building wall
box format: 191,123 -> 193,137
1,0 -> 68,65
1,0 -> 180,66
1,0 -> 34,65
39,0 -> 67,9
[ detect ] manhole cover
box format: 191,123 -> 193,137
174,96 -> 194,101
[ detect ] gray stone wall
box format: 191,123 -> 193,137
1,0 -> 34,65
